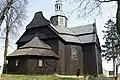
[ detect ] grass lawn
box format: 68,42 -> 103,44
0,74 -> 83,80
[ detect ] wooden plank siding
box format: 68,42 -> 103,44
7,56 -> 28,74
95,45 -> 103,74
82,43 -> 102,75
43,39 -> 84,75
43,38 -> 59,55
64,44 -> 83,75
7,56 -> 58,75
27,57 -> 58,75
58,40 -> 65,74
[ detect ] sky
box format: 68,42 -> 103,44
0,0 -> 118,74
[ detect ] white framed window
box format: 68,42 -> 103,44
38,60 -> 42,67
16,60 -> 18,66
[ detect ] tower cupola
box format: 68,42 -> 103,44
50,0 -> 67,27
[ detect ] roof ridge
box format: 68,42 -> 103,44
49,23 -> 75,35
69,23 -> 94,28
67,28 -> 77,35
19,47 -> 51,50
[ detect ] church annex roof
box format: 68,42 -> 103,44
20,37 -> 51,49
8,37 -> 58,58
7,48 -> 58,58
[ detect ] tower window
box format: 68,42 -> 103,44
60,18 -> 63,26
59,5 -> 60,10
57,6 -> 58,10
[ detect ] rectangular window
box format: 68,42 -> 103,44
16,60 -> 18,66
6,60 -> 8,64
38,60 -> 42,67
71,46 -> 77,60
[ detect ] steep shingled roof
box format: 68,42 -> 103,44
26,11 -> 49,29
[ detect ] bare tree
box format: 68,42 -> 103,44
0,0 -> 27,30
1,0 -> 27,73
66,0 -> 120,34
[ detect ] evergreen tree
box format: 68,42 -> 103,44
102,19 -> 120,76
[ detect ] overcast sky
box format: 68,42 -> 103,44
0,0 -> 118,73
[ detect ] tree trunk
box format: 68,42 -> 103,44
3,24 -> 9,74
0,0 -> 13,30
115,65 -> 118,80
116,1 -> 120,35
113,58 -> 115,77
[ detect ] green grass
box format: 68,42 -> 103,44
0,74 -> 81,80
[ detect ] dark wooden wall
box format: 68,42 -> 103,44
64,44 -> 83,75
43,39 -> 84,75
95,45 -> 103,74
58,40 -> 84,75
17,26 -> 58,48
43,38 -> 59,55
58,40 -> 65,74
7,56 -> 58,75
7,56 -> 28,74
43,39 -> 64,74
27,57 -> 58,75
82,43 -> 101,75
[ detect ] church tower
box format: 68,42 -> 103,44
50,0 -> 67,27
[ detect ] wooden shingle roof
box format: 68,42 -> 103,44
26,11 -> 49,30
7,37 -> 58,58
50,23 -> 75,35
7,48 -> 58,58
69,23 -> 96,35
20,37 -> 51,49
68,23 -> 98,43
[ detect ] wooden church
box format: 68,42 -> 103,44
6,0 -> 102,75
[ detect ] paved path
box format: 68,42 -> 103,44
89,77 -> 115,80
